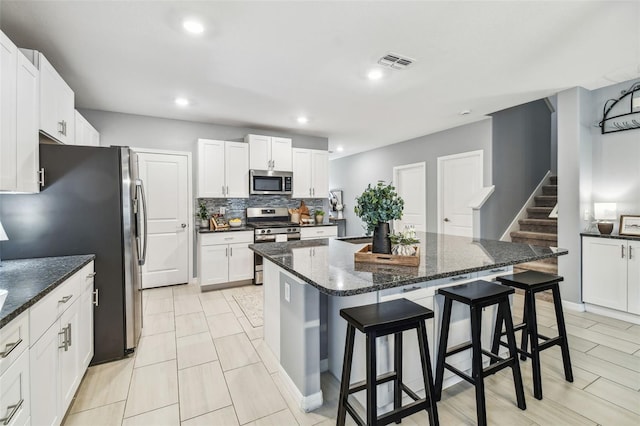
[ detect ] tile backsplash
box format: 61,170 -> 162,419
197,196 -> 329,222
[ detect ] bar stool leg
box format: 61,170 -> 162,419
490,301 -> 504,360
526,291 -> 543,400
366,333 -> 378,426
337,324 -> 356,426
417,321 -> 440,426
501,301 -> 526,410
470,305 -> 487,426
434,298 -> 453,401
394,332 -> 402,424
520,294 -> 530,361
551,284 -> 574,383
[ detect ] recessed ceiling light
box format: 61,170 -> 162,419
336,146 -> 344,152
459,109 -> 472,115
367,69 -> 383,80
175,97 -> 189,107
183,20 -> 204,34
297,116 -> 308,124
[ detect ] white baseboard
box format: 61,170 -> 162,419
278,365 -> 323,412
584,303 -> 640,325
561,300 -> 585,312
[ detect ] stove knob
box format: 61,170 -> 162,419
267,229 -> 271,233
260,230 -> 266,234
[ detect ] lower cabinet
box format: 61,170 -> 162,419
582,236 -> 640,315
0,348 -> 30,426
28,261 -> 95,426
198,231 -> 254,287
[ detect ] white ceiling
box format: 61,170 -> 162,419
1,1 -> 639,159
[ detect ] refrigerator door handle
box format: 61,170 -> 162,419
136,179 -> 149,266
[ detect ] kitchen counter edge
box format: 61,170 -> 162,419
0,254 -> 96,329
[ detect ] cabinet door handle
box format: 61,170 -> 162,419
230,247 -> 233,256
0,399 -> 24,425
622,244 -> 625,258
309,188 -> 312,196
225,248 -> 228,257
93,289 -> 99,306
226,186 -> 229,195
58,295 -> 73,304
58,120 -> 65,134
67,323 -> 72,347
58,329 -> 68,351
629,246 -> 633,259
38,168 -> 45,187
0,338 -> 23,358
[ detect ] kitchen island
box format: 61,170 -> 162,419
249,233 -> 567,411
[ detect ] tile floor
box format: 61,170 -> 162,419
63,282 -> 640,425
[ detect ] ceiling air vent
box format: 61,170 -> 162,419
378,53 -> 415,70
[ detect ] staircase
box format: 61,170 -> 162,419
510,176 -> 558,275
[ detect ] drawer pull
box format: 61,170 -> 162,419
450,275 -> 469,281
59,295 -> 73,304
402,286 -> 421,293
0,338 -> 23,358
0,399 -> 23,425
490,268 -> 505,273
93,289 -> 99,307
87,272 -> 97,278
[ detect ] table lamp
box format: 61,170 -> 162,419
594,202 -> 617,235
0,220 -> 8,266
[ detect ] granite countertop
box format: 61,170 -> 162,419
249,232 -> 568,296
0,255 -> 95,329
581,232 -> 640,241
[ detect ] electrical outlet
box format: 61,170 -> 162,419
284,282 -> 291,302
219,207 -> 226,215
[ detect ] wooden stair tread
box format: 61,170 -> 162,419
510,231 -> 558,240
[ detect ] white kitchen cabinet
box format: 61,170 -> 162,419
29,261 -> 94,426
197,139 -> 249,198
583,236 -> 640,315
74,110 -> 100,146
0,30 -> 40,194
0,348 -> 30,426
300,225 -> 338,240
198,231 -> 254,287
246,134 -> 292,171
292,148 -> 328,198
21,50 -> 74,144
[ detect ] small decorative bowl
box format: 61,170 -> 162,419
229,221 -> 242,228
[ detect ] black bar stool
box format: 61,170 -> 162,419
337,298 -> 439,426
434,280 -> 526,426
493,271 -> 573,400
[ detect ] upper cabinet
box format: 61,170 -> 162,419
0,30 -> 41,193
246,134 -> 292,171
21,49 -> 75,145
74,110 -> 100,146
197,139 -> 249,198
292,148 -> 329,198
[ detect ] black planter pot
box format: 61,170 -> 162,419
372,222 -> 391,254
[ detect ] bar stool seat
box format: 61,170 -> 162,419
493,271 -> 573,400
337,298 -> 439,426
434,280 -> 526,426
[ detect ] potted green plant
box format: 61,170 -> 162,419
198,201 -> 210,228
314,209 -> 325,224
389,230 -> 420,256
354,181 -> 404,254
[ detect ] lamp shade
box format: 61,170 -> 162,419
0,220 -> 7,241
594,203 -> 617,221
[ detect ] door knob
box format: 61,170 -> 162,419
444,218 -> 450,222
181,223 -> 187,228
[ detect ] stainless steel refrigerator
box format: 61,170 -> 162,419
0,144 -> 146,363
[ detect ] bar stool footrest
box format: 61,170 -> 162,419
348,371 -> 398,394
444,340 -> 473,357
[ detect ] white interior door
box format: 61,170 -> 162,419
393,162 -> 426,233
137,151 -> 190,288
437,150 -> 483,237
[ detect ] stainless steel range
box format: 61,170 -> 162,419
247,207 -> 301,284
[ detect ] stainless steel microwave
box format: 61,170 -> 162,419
249,170 -> 293,195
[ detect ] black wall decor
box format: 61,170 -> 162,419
599,81 -> 640,134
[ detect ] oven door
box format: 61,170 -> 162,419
253,232 -> 300,284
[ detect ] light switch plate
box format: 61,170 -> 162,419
219,207 -> 226,215
284,282 -> 291,302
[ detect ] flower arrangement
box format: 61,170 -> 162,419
389,229 -> 420,256
354,181 -> 404,235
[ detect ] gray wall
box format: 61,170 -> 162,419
330,119 -> 493,236
482,99 -> 552,239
